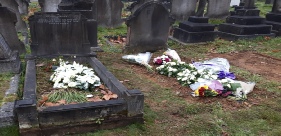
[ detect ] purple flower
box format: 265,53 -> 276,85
217,71 -> 236,79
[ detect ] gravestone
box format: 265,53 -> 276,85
171,0 -> 197,21
0,34 -> 21,73
0,0 -> 28,33
0,6 -> 26,54
205,0 -> 231,18
96,0 -> 124,28
58,0 -> 97,20
173,16 -> 216,43
218,0 -> 275,40
16,0 -> 29,15
265,0 -> 281,36
38,0 -> 62,12
28,12 -> 97,57
195,0 -> 207,17
124,1 -> 174,53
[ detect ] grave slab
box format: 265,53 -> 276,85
15,57 -> 144,135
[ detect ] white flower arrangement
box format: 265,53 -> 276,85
50,59 -> 101,90
156,61 -> 193,77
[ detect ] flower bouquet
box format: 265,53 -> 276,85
193,85 -> 218,97
156,61 -> 194,77
153,55 -> 171,65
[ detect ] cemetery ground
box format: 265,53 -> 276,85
1,1 -> 281,136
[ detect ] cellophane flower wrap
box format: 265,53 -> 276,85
50,60 -> 101,90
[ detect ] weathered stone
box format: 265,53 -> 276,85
0,0 -> 28,32
195,0 -> 207,17
265,0 -> 274,4
172,16 -> 216,43
0,34 -> 12,59
16,0 -> 29,15
171,0 -> 197,21
230,0 -> 240,6
28,12 -> 97,57
0,102 -> 16,128
124,1 -> 174,53
38,0 -> 62,12
0,6 -> 26,54
205,0 -> 231,18
244,0 -> 255,9
265,0 -> 281,36
96,0 -> 124,28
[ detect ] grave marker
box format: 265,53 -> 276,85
0,6 -> 26,54
124,1 -> 174,53
265,0 -> 281,36
28,12 -> 97,57
171,0 -> 197,21
205,0 -> 231,18
38,0 -> 62,12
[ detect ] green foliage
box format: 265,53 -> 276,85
48,89 -> 87,104
0,125 -> 19,136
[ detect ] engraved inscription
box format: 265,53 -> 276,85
37,15 -> 80,25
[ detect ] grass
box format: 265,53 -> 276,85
0,73 -> 13,106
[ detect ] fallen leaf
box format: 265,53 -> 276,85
36,63 -> 45,67
57,99 -> 66,105
38,95 -> 48,106
111,94 -> 118,99
99,85 -> 105,90
88,96 -> 102,102
103,95 -> 111,100
100,90 -> 107,95
107,91 -> 113,95
44,102 -> 60,107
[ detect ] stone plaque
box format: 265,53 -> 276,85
29,12 -> 97,56
124,1 -> 174,53
0,6 -> 26,54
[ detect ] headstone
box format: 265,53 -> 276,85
173,16 -> 216,43
16,0 -> 29,15
0,34 -> 21,73
38,0 -> 62,12
0,6 -> 26,54
205,0 -> 231,18
28,12 -> 97,57
265,0 -> 281,36
96,0 -> 124,28
218,0 -> 275,40
0,0 -> 28,33
171,0 -> 197,21
58,0 -> 97,20
124,1 -> 174,53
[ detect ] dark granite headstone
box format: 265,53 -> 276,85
173,16 -> 216,43
0,0 -> 28,33
0,6 -> 26,54
218,0 -> 275,40
171,0 -> 197,21
96,0 -> 124,28
0,34 -> 21,73
38,0 -> 62,12
124,1 -> 174,53
28,12 -> 97,57
265,0 -> 281,36
205,0 -> 231,18
58,0 -> 97,20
